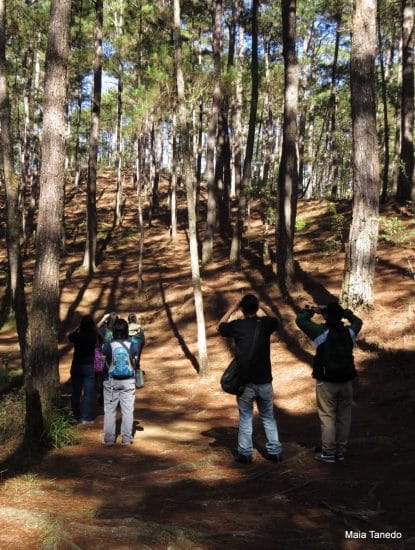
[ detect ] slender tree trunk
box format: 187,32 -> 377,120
114,76 -> 124,226
276,0 -> 299,290
328,13 -> 341,199
391,41 -> 402,196
202,0 -> 223,265
174,0 -> 208,374
397,0 -> 415,204
378,5 -> 390,203
231,3 -> 244,199
135,139 -> 145,292
73,76 -> 83,188
262,39 -> 275,188
26,0 -> 72,443
171,113 -> 178,239
229,0 -> 259,265
82,0 -> 103,272
0,0 -> 28,367
341,0 -> 380,308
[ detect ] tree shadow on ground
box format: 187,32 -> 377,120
158,272 -> 200,373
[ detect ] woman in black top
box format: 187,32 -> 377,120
69,314 -> 101,423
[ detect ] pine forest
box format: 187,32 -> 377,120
0,1 -> 414,547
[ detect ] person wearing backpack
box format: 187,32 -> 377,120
97,311 -> 119,343
102,318 -> 140,446
69,314 -> 102,424
217,294 -> 283,464
127,313 -> 145,366
295,302 -> 363,464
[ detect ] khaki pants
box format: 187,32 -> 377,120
316,380 -> 353,455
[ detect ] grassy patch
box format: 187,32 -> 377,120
45,412 -> 80,449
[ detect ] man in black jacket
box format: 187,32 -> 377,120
217,294 -> 283,464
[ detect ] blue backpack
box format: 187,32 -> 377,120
108,341 -> 134,379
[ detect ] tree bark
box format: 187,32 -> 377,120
114,76 -> 124,226
26,0 -> 72,443
276,0 -> 299,290
174,0 -> 208,374
202,0 -> 223,265
377,4 -> 390,203
0,0 -> 28,367
396,0 -> 414,204
341,0 -> 380,309
82,0 -> 103,272
229,0 -> 259,265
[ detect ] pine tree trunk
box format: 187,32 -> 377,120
397,0 -> 415,204
231,4 -> 244,199
229,0 -> 259,265
135,139 -> 145,292
378,5 -> 390,203
114,76 -> 124,226
83,0 -> 102,272
171,113 -> 178,240
276,0 -> 299,290
328,14 -> 341,199
0,0 -> 28,367
73,76 -> 83,188
26,0 -> 71,443
174,0 -> 208,374
202,0 -> 223,265
341,0 -> 380,309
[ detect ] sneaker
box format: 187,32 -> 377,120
103,441 -> 114,446
235,454 -> 253,464
314,451 -> 335,464
266,453 -> 283,463
335,451 -> 345,462
121,440 -> 133,446
81,420 -> 95,425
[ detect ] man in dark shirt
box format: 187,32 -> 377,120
217,294 -> 283,464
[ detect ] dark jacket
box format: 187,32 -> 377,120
218,316 -> 279,384
295,308 -> 363,382
69,330 -> 101,373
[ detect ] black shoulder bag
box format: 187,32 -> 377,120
220,319 -> 261,396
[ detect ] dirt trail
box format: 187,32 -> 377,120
0,178 -> 414,549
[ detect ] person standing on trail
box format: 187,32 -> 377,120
97,311 -> 119,343
128,313 -> 145,367
69,315 -> 102,424
217,294 -> 283,464
295,302 -> 363,464
102,318 -> 140,446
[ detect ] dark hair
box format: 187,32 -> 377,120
239,294 -> 259,315
113,318 -> 129,340
128,313 -> 137,324
326,302 -> 344,327
79,314 -> 97,334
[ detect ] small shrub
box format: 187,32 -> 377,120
295,219 -> 307,233
380,216 -> 415,247
46,413 -> 80,449
323,236 -> 343,255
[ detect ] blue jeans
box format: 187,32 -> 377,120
71,363 -> 96,421
237,383 -> 282,457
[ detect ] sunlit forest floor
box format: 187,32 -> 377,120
0,173 -> 414,549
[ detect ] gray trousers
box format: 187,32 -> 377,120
316,380 -> 353,454
103,378 -> 136,444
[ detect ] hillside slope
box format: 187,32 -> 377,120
0,174 -> 414,549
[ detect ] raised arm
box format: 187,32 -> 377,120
216,303 -> 239,332
259,301 -> 278,319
